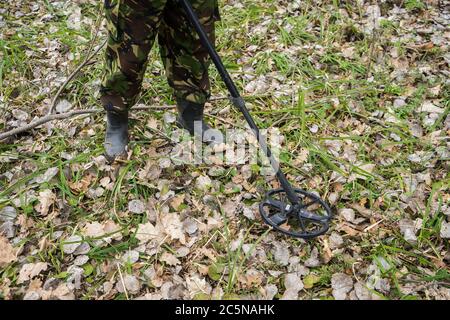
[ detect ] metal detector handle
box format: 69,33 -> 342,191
179,0 -> 301,204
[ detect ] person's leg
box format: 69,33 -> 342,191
158,0 -> 222,143
100,0 -> 166,160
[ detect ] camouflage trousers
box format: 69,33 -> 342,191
100,0 -> 220,112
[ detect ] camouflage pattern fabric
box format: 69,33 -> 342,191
100,0 -> 220,113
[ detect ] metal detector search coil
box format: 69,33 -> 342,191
260,188 -> 332,238
180,0 -> 333,238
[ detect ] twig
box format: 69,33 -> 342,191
46,39 -> 106,116
133,105 -> 175,110
352,262 -> 363,283
209,95 -> 228,101
271,113 -> 290,128
0,105 -> 174,141
1,93 -> 271,141
116,263 -> 129,300
206,113 -> 246,129
363,218 -> 385,233
2,99 -> 266,141
366,10 -> 380,77
209,93 -> 273,102
0,109 -> 98,141
189,230 -> 218,264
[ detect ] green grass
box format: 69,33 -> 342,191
0,0 -> 448,300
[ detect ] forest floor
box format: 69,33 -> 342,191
0,0 -> 449,300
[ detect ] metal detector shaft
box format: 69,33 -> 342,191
179,0 -> 301,204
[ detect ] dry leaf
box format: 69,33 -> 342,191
0,206 -> 17,222
121,250 -> 140,264
48,283 -> 75,300
263,284 -> 278,299
55,99 -> 72,113
342,46 -> 355,58
34,189 -> 56,216
331,273 -> 353,300
241,269 -> 263,288
272,242 -> 290,266
160,252 -> 181,266
17,262 -> 48,284
103,220 -> 122,241
185,274 -> 211,298
281,273 -> 303,300
0,236 -> 17,267
82,222 -> 105,238
322,238 -> 333,263
62,235 -> 82,254
339,224 -> 360,236
349,203 -> 372,218
183,218 -> 198,235
196,175 -> 212,191
440,221 -> 450,239
339,208 -> 356,223
36,167 -> 59,183
116,274 -> 141,295
420,101 -> 444,113
399,219 -> 418,244
304,247 -> 321,267
128,199 -> 146,214
170,194 -> 185,211
68,172 -> 95,193
135,222 -> 161,244
161,213 -> 186,245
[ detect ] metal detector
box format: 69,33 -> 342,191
180,0 -> 333,238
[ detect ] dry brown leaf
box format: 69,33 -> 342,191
135,222 -> 161,244
331,273 -> 354,300
27,278 -> 43,292
17,262 -> 48,284
68,172 -> 95,193
241,269 -> 263,288
160,252 -> 181,266
82,222 -> 105,238
34,189 -> 56,216
42,283 -> 75,300
185,274 -> 211,298
412,42 -> 434,51
293,148 -> 309,166
281,273 -> 303,300
103,220 -> 122,240
170,194 -> 185,211
349,203 -> 372,219
0,236 -> 17,267
242,180 -> 256,192
322,238 -> 333,263
161,213 -> 186,245
339,223 -> 360,237
17,214 -> 34,233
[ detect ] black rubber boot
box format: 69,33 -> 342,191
176,99 -> 223,144
104,109 -> 128,162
